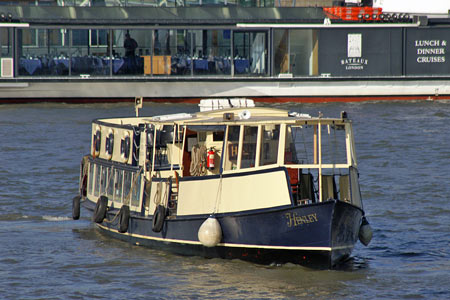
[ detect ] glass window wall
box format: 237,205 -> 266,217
192,29 -> 231,76
233,31 -> 267,76
14,27 -> 271,78
18,28 -> 69,76
71,28 -> 108,76
273,29 -> 318,77
273,29 -> 289,75
289,29 -> 317,76
1,28 -> 12,58
110,29 -> 146,75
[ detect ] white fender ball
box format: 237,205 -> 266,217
198,216 -> 222,247
359,217 -> 373,246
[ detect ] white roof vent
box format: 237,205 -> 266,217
199,98 -> 255,112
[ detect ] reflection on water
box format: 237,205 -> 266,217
0,101 -> 449,299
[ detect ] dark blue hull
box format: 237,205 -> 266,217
83,198 -> 363,268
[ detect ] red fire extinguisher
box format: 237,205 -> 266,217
207,148 -> 215,170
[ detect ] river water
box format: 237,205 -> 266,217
0,100 -> 449,299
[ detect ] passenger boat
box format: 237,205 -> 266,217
72,98 -> 372,268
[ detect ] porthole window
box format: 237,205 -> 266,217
92,127 -> 101,157
105,130 -> 114,159
120,132 -> 131,162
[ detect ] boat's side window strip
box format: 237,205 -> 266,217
87,162 -> 142,209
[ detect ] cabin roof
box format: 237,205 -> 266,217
148,107 -> 347,126
96,107 -> 348,127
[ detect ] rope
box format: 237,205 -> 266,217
153,180 -> 162,206
212,174 -> 224,214
189,144 -> 207,176
102,208 -> 121,224
152,178 -> 170,208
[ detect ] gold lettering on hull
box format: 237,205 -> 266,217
285,213 -> 318,227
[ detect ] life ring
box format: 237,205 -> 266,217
152,205 -> 166,232
105,129 -> 114,160
92,195 -> 108,223
72,195 -> 81,220
120,131 -> 131,163
92,127 -> 101,158
118,205 -> 130,233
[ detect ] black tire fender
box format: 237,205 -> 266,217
72,195 -> 81,220
152,205 -> 166,233
118,205 -> 130,233
92,195 -> 108,223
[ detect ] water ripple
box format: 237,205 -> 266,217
0,101 -> 449,299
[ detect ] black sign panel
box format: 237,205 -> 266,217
405,27 -> 450,75
318,28 -> 402,76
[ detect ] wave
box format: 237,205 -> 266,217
42,215 -> 72,222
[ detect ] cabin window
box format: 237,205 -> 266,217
225,125 -> 240,170
114,169 -> 124,203
260,125 -> 280,166
213,131 -> 224,141
320,124 -> 348,166
100,166 -> 108,195
94,164 -> 101,197
284,126 -> 300,164
106,167 -> 115,199
349,167 -> 362,208
241,126 -> 258,168
284,125 -> 314,165
123,171 -> 132,203
88,163 -> 95,195
284,123 -> 348,166
130,173 -> 142,208
147,126 -> 172,170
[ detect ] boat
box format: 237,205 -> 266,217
1,0 -> 450,103
72,98 -> 373,268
